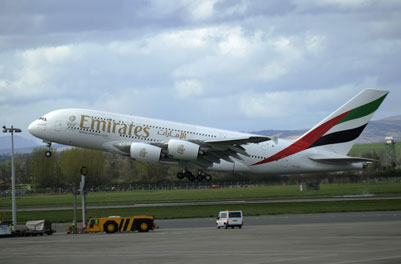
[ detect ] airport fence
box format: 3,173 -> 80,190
1,176 -> 400,197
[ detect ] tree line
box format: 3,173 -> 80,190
0,148 -> 183,188
0,147 -> 399,189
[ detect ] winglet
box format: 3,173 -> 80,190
270,133 -> 281,145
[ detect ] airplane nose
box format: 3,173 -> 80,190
28,121 -> 38,136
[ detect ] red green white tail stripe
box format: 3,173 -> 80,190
252,89 -> 389,166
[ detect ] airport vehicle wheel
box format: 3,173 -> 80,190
205,174 -> 212,181
176,172 -> 184,180
239,225 -> 242,229
225,225 -> 228,229
231,226 -> 234,229
139,221 -> 149,232
196,174 -> 204,181
45,151 -> 52,158
104,221 -> 118,233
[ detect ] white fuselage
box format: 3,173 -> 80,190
28,109 -> 361,174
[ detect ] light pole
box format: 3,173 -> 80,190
80,167 -> 88,229
2,125 -> 22,230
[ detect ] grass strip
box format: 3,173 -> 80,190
1,183 -> 401,208
1,199 -> 400,224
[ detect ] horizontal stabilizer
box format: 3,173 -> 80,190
309,156 -> 377,164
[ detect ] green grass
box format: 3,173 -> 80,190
1,183 -> 401,209
1,199 -> 400,224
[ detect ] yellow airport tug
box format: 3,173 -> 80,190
86,216 -> 156,233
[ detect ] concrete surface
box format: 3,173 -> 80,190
1,211 -> 401,264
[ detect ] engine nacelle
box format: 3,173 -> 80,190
168,139 -> 200,160
130,143 -> 161,163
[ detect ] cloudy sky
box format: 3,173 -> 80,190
1,0 -> 400,141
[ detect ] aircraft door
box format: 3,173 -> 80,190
55,121 -> 63,132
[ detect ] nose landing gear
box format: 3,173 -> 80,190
44,141 -> 52,158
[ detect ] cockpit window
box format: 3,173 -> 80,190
39,117 -> 47,121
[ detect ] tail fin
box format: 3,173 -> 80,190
300,88 -> 389,155
252,89 -> 388,166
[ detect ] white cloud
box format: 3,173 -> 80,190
160,28 -> 214,49
315,0 -> 371,8
22,45 -> 74,65
218,27 -> 250,57
255,62 -> 288,81
174,79 -> 204,99
305,33 -> 326,56
188,0 -> 218,21
1,0 -> 401,137
224,0 -> 248,16
239,78 -> 378,122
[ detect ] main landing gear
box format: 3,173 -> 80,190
44,141 -> 52,158
176,170 -> 212,182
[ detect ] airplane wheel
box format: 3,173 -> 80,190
185,171 -> 195,181
176,172 -> 184,180
45,151 -> 52,158
196,174 -> 204,181
205,174 -> 212,181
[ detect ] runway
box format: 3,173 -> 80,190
2,211 -> 401,264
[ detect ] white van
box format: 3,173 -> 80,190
216,210 -> 243,229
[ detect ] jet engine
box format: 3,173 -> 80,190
167,139 -> 200,160
130,143 -> 162,163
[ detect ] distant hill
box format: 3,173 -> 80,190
359,116 -> 401,143
249,129 -> 307,140
250,115 -> 401,144
381,115 -> 401,121
348,141 -> 401,157
0,135 -> 67,156
0,135 -> 40,155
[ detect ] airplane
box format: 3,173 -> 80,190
28,89 -> 388,181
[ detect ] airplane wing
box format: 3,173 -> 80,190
113,136 -> 271,169
309,156 -> 377,164
203,136 -> 271,145
187,136 -> 271,168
